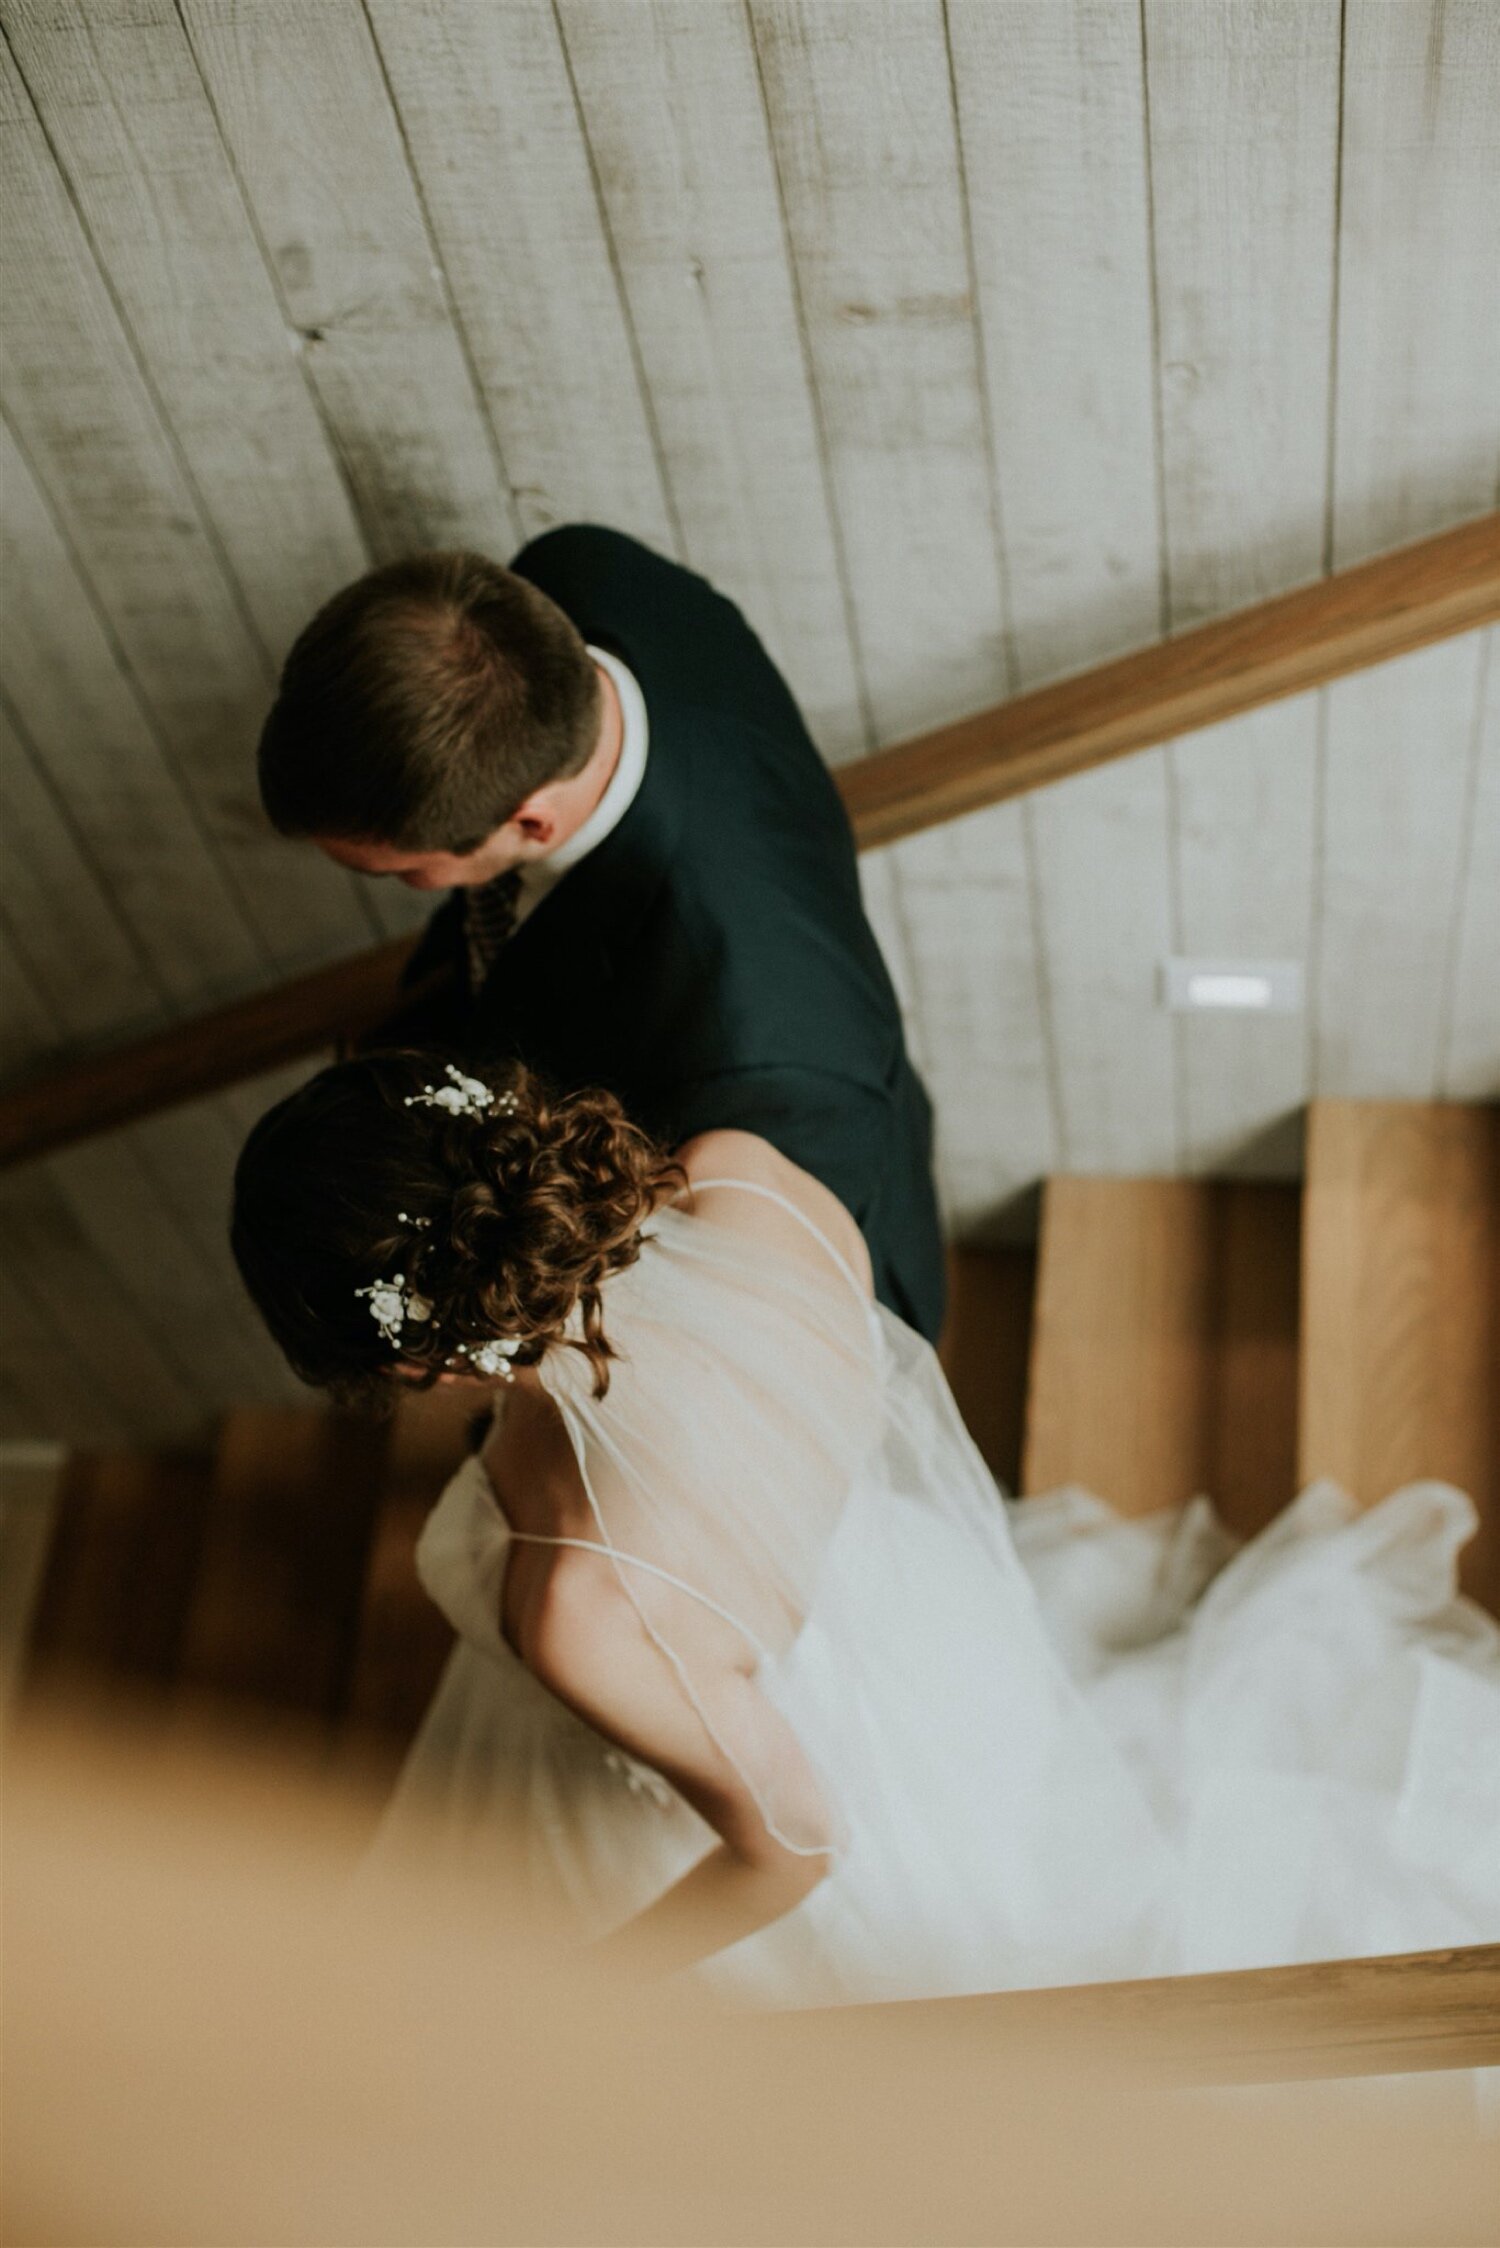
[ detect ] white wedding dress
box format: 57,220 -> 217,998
374,1181 -> 1500,2006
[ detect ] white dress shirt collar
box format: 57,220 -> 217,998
512,645 -> 648,923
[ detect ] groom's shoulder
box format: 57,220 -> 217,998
509,523 -> 724,629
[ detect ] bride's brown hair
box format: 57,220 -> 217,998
231,1051 -> 681,1403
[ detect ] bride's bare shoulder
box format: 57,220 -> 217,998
674,1131 -> 872,1294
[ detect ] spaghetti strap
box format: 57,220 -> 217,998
505,1530 -> 775,1664
680,1175 -> 872,1314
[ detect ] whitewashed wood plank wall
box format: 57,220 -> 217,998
0,0 -> 1496,1439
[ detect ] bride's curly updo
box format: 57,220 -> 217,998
231,1051 -> 681,1402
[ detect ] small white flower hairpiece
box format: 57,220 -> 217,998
404,1064 -> 520,1119
355,1272 -> 433,1351
450,1337 -> 523,1381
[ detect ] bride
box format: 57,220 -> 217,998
232,1051 -> 1500,2004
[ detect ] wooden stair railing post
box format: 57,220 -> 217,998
3,511 -> 1498,1170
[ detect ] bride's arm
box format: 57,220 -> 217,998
523,1557 -> 835,1978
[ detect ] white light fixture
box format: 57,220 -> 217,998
1162,958 -> 1303,1014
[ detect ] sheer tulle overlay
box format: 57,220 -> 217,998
373,1186 -> 1500,2006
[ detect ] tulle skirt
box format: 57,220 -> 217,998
376,1467 -> 1500,2008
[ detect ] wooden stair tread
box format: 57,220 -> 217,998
338,1387 -> 475,1767
173,1405 -> 390,1731
1300,1100 -> 1499,1610
1022,1177 -> 1300,1533
22,1445 -> 214,1703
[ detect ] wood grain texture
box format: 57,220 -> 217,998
180,0 -> 518,562
366,0 -> 673,552
893,802 -> 1056,1228
0,1252 -> 119,1443
894,0 -> 1164,1231
555,0 -> 865,761
0,34 -> 370,971
20,1445 -> 214,1700
1332,0 -> 1500,570
1145,0 -> 1340,628
0,414 -> 265,1010
1442,633 -> 1500,1099
937,1243 -> 1036,1496
750,0 -> 1009,745
337,1386 -> 473,1771
0,1163 -> 204,1437
175,1405 -> 389,1729
0,693 -> 163,1043
1314,635 -> 1487,1097
1023,1175 -> 1299,1530
1146,0 -> 1338,1177
1027,755 -> 1178,1174
6,0 -> 370,667
1170,694 -> 1318,1178
1298,1099 -> 1499,1607
947,0 -> 1161,688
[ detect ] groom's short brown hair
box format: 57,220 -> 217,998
258,552 -> 602,851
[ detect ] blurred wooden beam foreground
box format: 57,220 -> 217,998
2,509 -> 1497,1170
7,1712 -> 1499,2248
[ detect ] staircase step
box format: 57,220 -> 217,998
1022,1178 -> 1299,1532
339,1387 -> 477,1771
174,1406 -> 391,1734
1300,1100 -> 1499,1609
938,1245 -> 1036,1493
21,1446 -> 213,1704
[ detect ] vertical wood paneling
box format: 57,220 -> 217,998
0,1165 -> 202,1435
1145,0 -> 1341,624
1315,0 -> 1500,1105
894,802 -> 1056,1228
1315,637 -> 1486,1096
0,416 -> 266,1009
750,0 -> 1007,744
1170,697 -> 1318,1175
0,695 -> 163,1042
1332,0 -> 1500,569
948,0 -> 1161,686
1027,752 -> 1178,1173
0,1259 -> 118,1441
948,1 -> 1166,1196
180,0 -> 519,562
555,0 -> 865,759
366,0 -> 674,552
6,0 -> 369,667
1146,0 -> 1339,1174
0,926 -> 57,1081
1442,634 -> 1500,1099
750,0 -> 1016,1220
0,31 -> 371,972
45,1127 -> 288,1410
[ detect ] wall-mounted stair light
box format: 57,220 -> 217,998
1161,958 -> 1304,1013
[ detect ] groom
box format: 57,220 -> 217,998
257,526 -> 945,1342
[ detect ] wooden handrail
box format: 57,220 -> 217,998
793,1941 -> 1500,2084
842,507 -> 1500,844
0,938 -> 441,1167
4,509 -> 1498,1168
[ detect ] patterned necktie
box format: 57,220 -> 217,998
463,868 -> 523,993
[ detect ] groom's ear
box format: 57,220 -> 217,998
510,793 -> 559,848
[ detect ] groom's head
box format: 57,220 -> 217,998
259,552 -> 604,888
